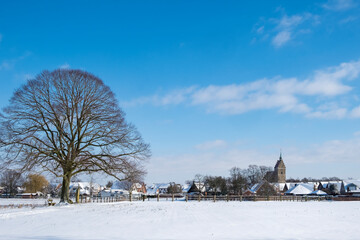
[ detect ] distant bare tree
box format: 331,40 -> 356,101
167,182 -> 182,194
0,69 -> 150,203
194,174 -> 204,193
245,165 -> 272,186
106,181 -> 113,189
204,176 -> 227,195
0,169 -> 23,197
229,167 -> 247,195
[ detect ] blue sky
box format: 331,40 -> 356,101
1,0 -> 360,184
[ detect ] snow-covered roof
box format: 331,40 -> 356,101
285,183 -> 313,195
310,190 -> 327,195
343,180 -> 360,193
146,183 -> 170,195
182,184 -> 191,193
320,181 -> 343,188
272,183 -> 286,191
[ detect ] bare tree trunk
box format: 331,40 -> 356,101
60,173 -> 72,203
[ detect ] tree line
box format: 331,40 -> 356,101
0,169 -> 50,197
182,165 -> 273,195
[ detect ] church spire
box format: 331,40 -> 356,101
279,150 -> 282,161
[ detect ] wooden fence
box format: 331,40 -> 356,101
184,195 -> 335,202
2,194 -> 359,208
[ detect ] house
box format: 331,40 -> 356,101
133,183 -> 147,194
69,182 -> 101,196
187,182 -> 206,194
285,183 -> 314,195
16,192 -> 44,198
182,184 -> 192,194
244,180 -> 277,196
146,183 -> 170,196
100,181 -> 145,198
309,190 -> 327,196
318,181 -> 345,195
343,180 -> 360,196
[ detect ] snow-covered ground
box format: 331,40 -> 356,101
1,201 -> 359,240
0,198 -> 50,206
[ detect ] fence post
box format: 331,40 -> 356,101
213,195 -> 216,202
240,195 -> 242,202
254,195 -> 256,202
226,195 -> 229,202
198,194 -> 201,202
185,194 -> 188,202
157,194 -> 159,202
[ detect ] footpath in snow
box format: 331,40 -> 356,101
0,201 -> 359,240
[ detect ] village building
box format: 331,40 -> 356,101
264,153 -> 286,184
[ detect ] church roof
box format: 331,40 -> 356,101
274,159 -> 285,168
274,153 -> 285,168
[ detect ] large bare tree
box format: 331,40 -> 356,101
0,69 -> 150,203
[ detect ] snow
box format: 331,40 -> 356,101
0,198 -> 49,206
0,201 -> 359,239
310,190 -> 328,195
286,183 -> 314,195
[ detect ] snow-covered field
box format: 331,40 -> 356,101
0,198 -> 50,206
1,200 -> 359,240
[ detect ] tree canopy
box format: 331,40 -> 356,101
0,69 -> 150,202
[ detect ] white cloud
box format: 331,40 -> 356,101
277,15 -> 305,29
195,140 -> 227,151
60,63 -> 70,69
256,26 -> 265,34
264,13 -> 319,48
306,108 -> 348,119
13,73 -> 34,83
287,138 -> 360,164
272,31 -> 291,48
350,105 -> 360,118
339,16 -> 358,24
125,59 -> 360,119
122,87 -> 196,107
0,51 -> 31,71
323,0 -> 357,11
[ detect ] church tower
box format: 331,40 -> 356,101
274,153 -> 286,183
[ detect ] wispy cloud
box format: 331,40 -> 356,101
0,51 -> 32,71
13,73 -> 34,83
272,13 -> 319,48
322,0 -> 357,11
124,59 -> 360,119
272,31 -> 291,48
195,140 -> 227,151
255,12 -> 319,48
59,63 -> 70,69
122,87 -> 196,107
339,16 -> 358,24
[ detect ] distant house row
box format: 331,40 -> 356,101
245,180 -> 360,196
246,155 -> 360,197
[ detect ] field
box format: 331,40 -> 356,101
1,200 -> 359,240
